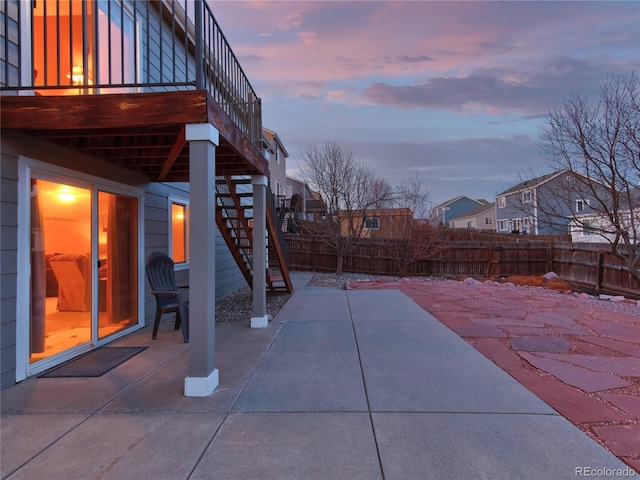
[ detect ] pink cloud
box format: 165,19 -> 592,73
214,1 -> 640,110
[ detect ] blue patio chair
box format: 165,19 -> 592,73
145,251 -> 189,342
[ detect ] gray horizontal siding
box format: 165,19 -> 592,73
1,154 -> 19,389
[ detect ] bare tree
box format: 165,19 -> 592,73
539,72 -> 640,282
381,176 -> 449,276
300,142 -> 392,274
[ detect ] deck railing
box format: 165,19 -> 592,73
0,0 -> 262,147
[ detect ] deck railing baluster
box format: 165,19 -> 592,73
1,0 -> 262,149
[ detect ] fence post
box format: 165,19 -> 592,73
489,244 -> 501,278
595,250 -> 604,292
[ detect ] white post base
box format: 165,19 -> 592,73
184,369 -> 219,397
251,315 -> 269,329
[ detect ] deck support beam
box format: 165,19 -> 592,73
184,123 -> 219,397
251,175 -> 268,328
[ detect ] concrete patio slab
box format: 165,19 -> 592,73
274,301 -> 351,322
348,289 -> 437,322
286,285 -> 347,302
192,413 -> 381,480
355,319 -> 555,414
290,272 -> 314,290
0,414 -> 87,477
2,273 -> 634,479
373,412 -> 628,480
4,413 -> 224,480
101,322 -> 283,414
274,289 -> 350,322
232,321 -> 368,412
0,325 -> 191,414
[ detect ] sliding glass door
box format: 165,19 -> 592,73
30,179 -> 92,362
97,191 -> 138,339
27,174 -> 140,368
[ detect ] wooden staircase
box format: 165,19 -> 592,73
215,175 -> 293,294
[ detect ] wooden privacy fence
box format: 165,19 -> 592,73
552,242 -> 640,298
285,236 -> 639,298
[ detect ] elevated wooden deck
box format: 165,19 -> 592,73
1,90 -> 292,294
1,90 -> 268,180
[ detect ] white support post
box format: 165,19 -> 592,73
251,175 -> 268,328
184,123 -> 219,397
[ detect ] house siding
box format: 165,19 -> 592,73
496,191 -> 529,233
0,154 -> 19,388
430,197 -> 486,226
449,210 -> 496,231
497,172 -> 600,235
0,132 -> 245,389
535,177 -> 574,235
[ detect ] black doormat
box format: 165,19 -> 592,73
39,346 -> 148,378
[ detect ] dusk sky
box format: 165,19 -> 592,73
211,1 -> 640,206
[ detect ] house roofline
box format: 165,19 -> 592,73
430,195 -> 487,211
262,127 -> 290,158
449,202 -> 496,220
495,168 -> 606,197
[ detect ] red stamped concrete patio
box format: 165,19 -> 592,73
347,277 -> 640,472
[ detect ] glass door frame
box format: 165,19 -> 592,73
16,157 -> 144,381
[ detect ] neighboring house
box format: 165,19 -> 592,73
495,169 -> 605,235
338,208 -> 413,239
0,0 -> 291,394
571,210 -> 640,244
262,128 -> 289,200
429,196 -> 489,227
285,176 -> 327,233
448,203 -> 496,231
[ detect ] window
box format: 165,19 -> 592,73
582,219 -> 599,236
497,220 -> 509,231
363,217 -> 380,230
485,217 -> 493,225
498,197 -> 506,208
522,190 -> 532,203
576,199 -> 590,212
467,221 -> 472,228
169,198 -> 189,265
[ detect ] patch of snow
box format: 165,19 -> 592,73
543,271 -> 559,281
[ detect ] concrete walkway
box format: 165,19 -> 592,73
348,276 -> 640,473
1,273 -> 632,479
